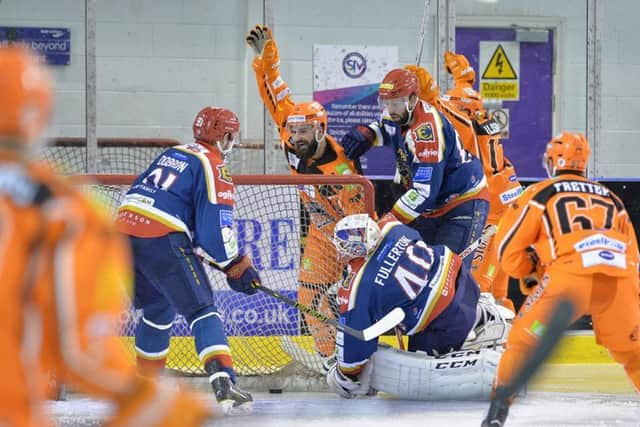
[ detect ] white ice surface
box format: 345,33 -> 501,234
49,391 -> 640,427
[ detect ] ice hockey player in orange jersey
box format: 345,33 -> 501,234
0,46 -> 211,427
246,25 -> 364,368
483,132 -> 640,426
405,53 -> 523,313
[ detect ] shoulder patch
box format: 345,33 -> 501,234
413,123 -> 434,143
217,164 -> 233,184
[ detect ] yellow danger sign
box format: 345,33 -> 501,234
481,81 -> 519,100
479,41 -> 520,101
482,44 -> 518,80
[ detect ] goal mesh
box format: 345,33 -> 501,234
40,138 -> 286,175
71,173 -> 375,376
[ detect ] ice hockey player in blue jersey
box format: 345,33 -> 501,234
116,106 -> 258,413
326,214 -> 511,400
340,69 -> 489,269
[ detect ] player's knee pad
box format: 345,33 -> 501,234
370,344 -> 501,400
135,304 -> 175,358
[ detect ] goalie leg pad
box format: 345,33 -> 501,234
370,344 -> 501,400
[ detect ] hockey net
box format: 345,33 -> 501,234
66,172 -> 375,377
40,137 -> 286,175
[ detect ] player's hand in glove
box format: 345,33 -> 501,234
444,50 -> 476,86
223,255 -> 260,295
340,125 -> 376,159
404,65 -> 439,103
246,24 -> 272,57
326,362 -> 376,399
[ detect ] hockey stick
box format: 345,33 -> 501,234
459,224 -> 497,260
415,0 -> 431,66
483,298 -> 575,427
252,282 -> 404,341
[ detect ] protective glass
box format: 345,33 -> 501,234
378,96 -> 410,111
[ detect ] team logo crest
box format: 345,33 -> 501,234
217,165 -> 233,184
413,123 -> 434,143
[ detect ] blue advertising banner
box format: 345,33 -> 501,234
121,290 -> 300,337
0,27 -> 70,65
313,45 -> 398,179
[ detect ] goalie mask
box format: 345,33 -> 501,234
543,132 -> 590,178
332,214 -> 381,262
286,101 -> 328,160
192,107 -> 240,156
378,69 -> 419,126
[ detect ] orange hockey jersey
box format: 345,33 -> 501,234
434,98 -> 522,221
496,174 -> 640,279
0,158 -> 210,427
251,36 -> 364,227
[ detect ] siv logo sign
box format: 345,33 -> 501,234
342,52 -> 367,78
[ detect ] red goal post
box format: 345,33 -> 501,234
72,173 -> 376,377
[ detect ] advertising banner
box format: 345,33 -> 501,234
0,26 -> 70,65
313,45 -> 398,179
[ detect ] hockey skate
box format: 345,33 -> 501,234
463,293 -> 515,350
206,361 -> 253,415
481,388 -> 512,427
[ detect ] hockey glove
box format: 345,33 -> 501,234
326,362 -> 375,399
377,211 -> 400,229
444,50 -> 476,86
246,24 -> 272,57
404,65 -> 439,103
340,125 -> 376,159
223,255 -> 260,295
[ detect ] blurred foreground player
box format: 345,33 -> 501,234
0,46 -> 211,426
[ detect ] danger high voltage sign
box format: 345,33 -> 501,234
479,42 -> 520,100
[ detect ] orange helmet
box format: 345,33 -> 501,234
378,68 -> 419,100
443,86 -> 485,120
444,51 -> 476,86
285,101 -> 328,133
0,46 -> 52,143
543,132 -> 590,177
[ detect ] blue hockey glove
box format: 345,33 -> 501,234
340,125 -> 376,159
223,255 -> 260,295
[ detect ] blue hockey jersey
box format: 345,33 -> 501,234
336,221 -> 462,375
371,100 -> 487,223
116,142 -> 238,267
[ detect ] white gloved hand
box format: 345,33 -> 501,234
326,361 -> 375,399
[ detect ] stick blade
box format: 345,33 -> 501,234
361,307 -> 405,341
